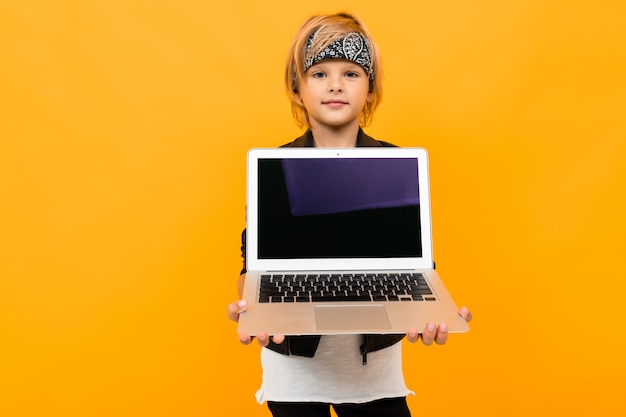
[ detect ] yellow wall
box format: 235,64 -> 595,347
1,1 -> 625,415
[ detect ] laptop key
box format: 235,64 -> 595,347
311,295 -> 371,302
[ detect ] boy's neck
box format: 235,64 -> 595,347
309,123 -> 360,148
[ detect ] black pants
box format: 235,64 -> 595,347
267,397 -> 411,417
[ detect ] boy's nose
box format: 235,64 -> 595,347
328,80 -> 343,92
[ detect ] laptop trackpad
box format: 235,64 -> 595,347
315,305 -> 392,331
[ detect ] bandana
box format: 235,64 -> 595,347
303,31 -> 374,82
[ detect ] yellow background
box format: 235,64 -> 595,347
1,0 -> 625,415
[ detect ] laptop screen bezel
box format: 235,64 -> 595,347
245,147 -> 434,271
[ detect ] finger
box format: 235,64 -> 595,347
406,328 -> 420,343
227,300 -> 248,322
238,332 -> 254,345
459,306 -> 473,322
256,331 -> 270,347
271,334 -> 286,345
434,323 -> 448,345
420,322 -> 437,346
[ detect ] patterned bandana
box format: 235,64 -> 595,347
303,31 -> 374,82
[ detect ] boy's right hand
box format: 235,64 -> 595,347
227,300 -> 285,346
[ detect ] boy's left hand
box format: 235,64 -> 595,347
406,306 -> 472,345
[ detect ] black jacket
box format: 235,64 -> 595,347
240,128 -> 405,363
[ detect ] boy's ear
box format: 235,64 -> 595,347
294,91 -> 303,105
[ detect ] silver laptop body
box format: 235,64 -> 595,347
238,147 -> 469,336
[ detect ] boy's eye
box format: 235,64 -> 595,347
346,71 -> 359,78
311,72 -> 326,78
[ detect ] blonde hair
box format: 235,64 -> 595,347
284,12 -> 383,129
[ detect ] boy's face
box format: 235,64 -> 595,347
296,59 -> 372,131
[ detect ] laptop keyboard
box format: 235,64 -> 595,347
258,272 -> 435,303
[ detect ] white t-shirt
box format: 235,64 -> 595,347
255,334 -> 414,404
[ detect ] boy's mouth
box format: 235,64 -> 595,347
323,100 -> 348,108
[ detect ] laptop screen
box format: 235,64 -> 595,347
257,157 -> 422,259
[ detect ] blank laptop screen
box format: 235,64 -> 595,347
257,158 -> 422,259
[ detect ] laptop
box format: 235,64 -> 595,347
238,147 -> 469,336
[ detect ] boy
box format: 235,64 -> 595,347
227,12 -> 472,417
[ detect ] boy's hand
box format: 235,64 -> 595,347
227,300 -> 285,346
406,306 -> 472,345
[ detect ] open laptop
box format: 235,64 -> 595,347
238,147 -> 469,336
